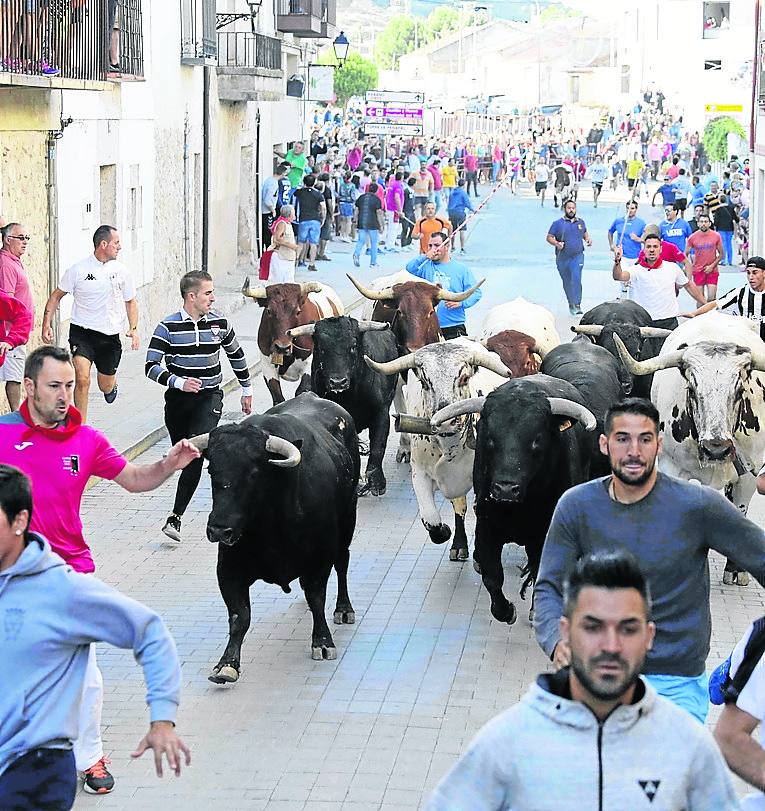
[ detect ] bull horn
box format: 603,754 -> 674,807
265,435 -> 301,468
363,353 -> 417,376
287,323 -> 316,339
357,320 -> 390,332
436,278 -> 485,302
638,327 -> 673,338
346,274 -> 396,301
188,433 -> 210,452
470,349 -> 512,378
241,277 -> 268,299
612,334 -> 684,376
431,397 -> 486,428
532,342 -> 548,359
300,281 -> 323,296
571,324 -> 603,337
547,398 -> 597,431
750,346 -> 765,373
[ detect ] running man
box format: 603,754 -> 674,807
586,154 -> 608,207
534,156 -> 550,207
41,226 -> 139,422
546,199 -> 591,316
684,213 -> 724,301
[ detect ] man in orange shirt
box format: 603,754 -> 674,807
412,202 -> 451,254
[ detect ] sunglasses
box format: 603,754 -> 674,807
7,235 -> 30,241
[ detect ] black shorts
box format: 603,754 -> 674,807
535,181 -> 547,193
68,323 -> 122,376
448,212 -> 466,232
627,178 -> 636,189
673,198 -> 687,212
441,324 -> 468,340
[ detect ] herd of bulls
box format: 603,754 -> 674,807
187,272 -> 765,685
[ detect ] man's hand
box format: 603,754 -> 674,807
164,439 -> 202,471
0,342 -> 12,356
444,301 -> 461,310
585,236 -> 593,248
182,378 -> 202,394
552,640 -> 571,670
241,395 -> 252,415
556,241 -> 565,250
425,245 -> 442,261
41,325 -> 54,345
131,721 -> 191,778
613,246 -> 623,263
128,330 -> 140,351
629,232 -> 642,242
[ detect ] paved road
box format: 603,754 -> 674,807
75,179 -> 761,810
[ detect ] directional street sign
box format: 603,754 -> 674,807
364,90 -> 424,135
365,90 -> 425,104
364,122 -> 423,135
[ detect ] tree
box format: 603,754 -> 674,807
318,50 -> 378,106
374,15 -> 417,70
702,116 -> 746,162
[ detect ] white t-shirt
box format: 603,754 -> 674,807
624,262 -> 687,319
534,163 -> 550,183
59,254 -> 136,336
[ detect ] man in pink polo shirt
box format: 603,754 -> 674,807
0,222 -> 34,410
0,344 -> 200,795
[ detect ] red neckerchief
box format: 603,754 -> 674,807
19,399 -> 82,440
638,255 -> 663,271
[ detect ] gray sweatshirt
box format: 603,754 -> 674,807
424,672 -> 740,811
535,473 -> 765,676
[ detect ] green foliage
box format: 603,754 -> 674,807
702,116 -> 746,162
538,3 -> 581,23
374,15 -> 418,70
317,51 -> 379,106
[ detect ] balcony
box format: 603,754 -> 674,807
0,0 -> 144,89
216,31 -> 284,102
181,0 -> 217,65
276,0 -> 335,39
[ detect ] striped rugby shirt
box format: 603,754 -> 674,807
717,285 -> 765,342
145,309 -> 252,394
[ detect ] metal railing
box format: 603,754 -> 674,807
0,0 -> 145,81
181,0 -> 216,63
276,0 -> 323,18
217,32 -> 282,71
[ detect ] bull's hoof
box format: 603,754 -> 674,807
333,609 -> 355,624
473,558 -> 482,575
723,570 -> 737,585
396,448 -> 411,464
312,644 -> 338,660
358,440 -> 370,456
208,664 -> 239,684
491,602 -> 517,626
528,608 -> 535,623
736,571 -> 750,586
449,547 -> 469,562
428,524 -> 451,544
357,478 -> 386,497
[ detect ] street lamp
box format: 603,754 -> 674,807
333,31 -> 350,67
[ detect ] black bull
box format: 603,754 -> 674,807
471,377 -> 596,625
305,316 -> 399,497
192,393 -> 360,683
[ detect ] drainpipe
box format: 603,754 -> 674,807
183,112 -> 192,273
751,0 -> 760,154
255,108 -> 261,257
202,65 -> 211,272
46,132 -> 61,343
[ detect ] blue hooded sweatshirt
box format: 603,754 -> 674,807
0,534 -> 181,776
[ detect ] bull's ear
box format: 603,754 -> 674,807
293,439 -> 303,450
557,418 -> 574,433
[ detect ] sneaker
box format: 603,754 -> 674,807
353,255 -> 360,267
103,384 -> 118,404
308,265 -> 318,272
575,305 -> 583,315
83,757 -> 114,794
162,514 -> 182,542
39,60 -> 60,76
316,254 -> 331,261
569,305 -> 577,316
370,264 -> 379,268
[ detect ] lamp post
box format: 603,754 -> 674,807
333,31 -> 350,67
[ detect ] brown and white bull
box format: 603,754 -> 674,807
242,279 -> 343,406
365,338 -> 510,562
479,297 -> 561,360
614,312 -> 765,585
349,271 -> 484,462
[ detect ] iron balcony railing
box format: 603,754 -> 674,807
181,0 -> 217,63
0,0 -> 143,82
217,31 -> 282,71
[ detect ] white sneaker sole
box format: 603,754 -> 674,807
162,525 -> 182,543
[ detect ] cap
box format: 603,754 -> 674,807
746,256 -> 765,271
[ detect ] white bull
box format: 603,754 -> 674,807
365,338 -> 510,561
480,297 -> 561,358
614,311 -> 765,585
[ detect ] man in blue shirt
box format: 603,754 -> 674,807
607,201 -> 645,261
546,199 -> 591,316
447,179 -> 474,254
405,231 -> 482,339
651,176 -> 676,208
659,205 -> 692,252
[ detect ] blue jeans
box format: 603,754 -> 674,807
644,672 -> 709,723
719,229 -> 734,265
0,748 -> 76,810
354,229 -> 379,265
556,254 -> 584,307
432,190 -> 442,211
491,160 -> 501,182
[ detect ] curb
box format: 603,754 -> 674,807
118,293 -> 366,463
